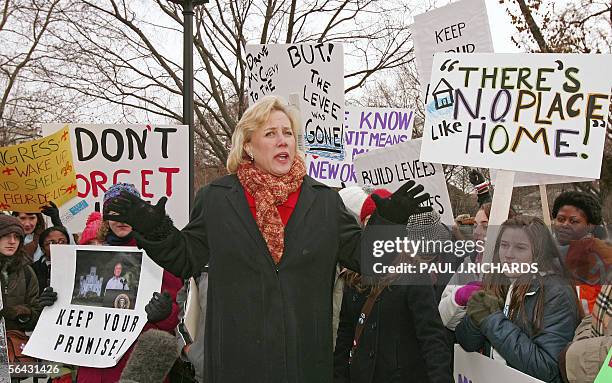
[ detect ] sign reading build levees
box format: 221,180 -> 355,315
421,53 -> 611,179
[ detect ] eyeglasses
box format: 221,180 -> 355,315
44,239 -> 68,246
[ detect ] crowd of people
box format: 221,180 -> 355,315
0,95 -> 610,382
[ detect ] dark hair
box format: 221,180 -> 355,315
552,191 -> 602,225
38,226 -> 70,249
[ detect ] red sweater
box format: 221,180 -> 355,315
244,187 -> 301,225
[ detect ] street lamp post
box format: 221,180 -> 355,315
170,0 -> 208,210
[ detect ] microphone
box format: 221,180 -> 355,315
119,329 -> 178,383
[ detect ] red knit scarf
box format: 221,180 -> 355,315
237,159 -> 306,264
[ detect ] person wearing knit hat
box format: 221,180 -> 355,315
79,211 -> 103,245
360,189 -> 392,224
0,214 -> 25,242
338,186 -> 368,223
69,183 -> 183,383
0,214 -> 46,336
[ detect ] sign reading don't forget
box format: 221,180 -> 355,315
421,53 -> 611,179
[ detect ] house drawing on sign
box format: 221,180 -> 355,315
79,266 -> 103,297
432,78 -> 454,110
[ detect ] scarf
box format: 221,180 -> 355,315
593,285 -> 612,336
105,232 -> 137,247
237,159 -> 306,264
22,233 -> 39,263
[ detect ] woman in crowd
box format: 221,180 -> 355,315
334,198 -> 452,383
102,95 -> 432,383
552,190 -> 606,313
560,282 -> 612,383
439,203 -> 517,331
0,214 -> 43,333
12,202 -> 72,264
31,226 -> 70,294
456,216 -> 581,383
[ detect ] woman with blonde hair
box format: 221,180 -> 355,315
104,95 -> 433,383
456,216 -> 581,383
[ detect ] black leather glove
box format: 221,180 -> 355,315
41,201 -> 62,227
145,291 -> 173,323
468,169 -> 486,186
39,287 -> 58,307
371,180 -> 433,224
103,192 -> 168,234
469,169 -> 491,206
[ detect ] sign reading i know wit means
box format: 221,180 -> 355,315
245,43 -> 345,160
308,107 -> 414,187
354,139 -> 454,225
421,53 -> 611,179
0,126 -> 77,212
42,124 -> 189,233
412,0 -> 493,103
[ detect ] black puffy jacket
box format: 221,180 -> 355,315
455,275 -> 580,383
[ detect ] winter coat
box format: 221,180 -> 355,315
562,285 -> 611,383
137,175 -> 366,383
455,275 -> 580,383
77,237 -> 182,383
31,256 -> 50,294
333,274 -> 452,383
0,252 -> 41,331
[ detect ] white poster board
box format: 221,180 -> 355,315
24,245 -> 163,367
490,169 -> 593,187
454,345 -> 544,382
42,124 -> 189,233
308,107 -> 414,187
412,0 -> 494,102
421,53 -> 611,179
245,43 -> 345,160
354,139 -> 454,225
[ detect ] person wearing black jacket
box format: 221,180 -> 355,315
103,96 -> 433,383
334,271 -> 452,383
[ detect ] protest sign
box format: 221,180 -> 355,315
42,124 -> 189,233
421,53 -> 611,179
412,0 -> 493,102
454,345 -> 544,382
309,107 -> 414,187
245,43 -> 345,160
594,347 -> 612,383
490,169 -> 593,187
0,126 -> 77,212
24,245 -> 162,367
354,139 -> 454,225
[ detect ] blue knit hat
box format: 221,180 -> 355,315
103,183 -> 140,213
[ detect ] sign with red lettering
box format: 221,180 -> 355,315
42,124 -> 189,233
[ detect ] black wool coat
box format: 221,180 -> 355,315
333,275 -> 453,383
138,174 -> 371,383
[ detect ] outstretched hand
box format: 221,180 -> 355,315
41,201 -> 62,227
468,169 -> 486,186
103,192 -> 167,234
371,180 -> 433,224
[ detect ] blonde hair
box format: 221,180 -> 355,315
226,95 -> 304,173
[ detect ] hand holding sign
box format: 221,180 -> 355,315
371,180 -> 433,224
103,192 -> 168,234
41,201 -> 62,227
